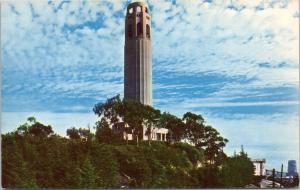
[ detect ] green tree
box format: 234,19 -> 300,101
113,145 -> 153,187
93,95 -> 123,125
80,158 -> 97,188
78,127 -> 93,142
194,165 -> 220,187
64,163 -> 82,188
2,96 -> 256,189
173,142 -> 204,167
2,134 -> 37,188
201,125 -> 228,165
219,148 -> 254,187
123,100 -> 145,145
182,112 -> 205,145
28,122 -> 53,138
66,127 -> 81,140
142,104 -> 161,144
182,113 -> 228,165
159,112 -> 185,142
91,144 -> 121,188
95,118 -> 115,143
93,95 -> 125,143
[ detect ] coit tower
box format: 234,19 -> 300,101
124,2 -> 152,105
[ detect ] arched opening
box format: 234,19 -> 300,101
137,22 -> 143,37
128,24 -> 133,38
145,7 -> 148,13
136,6 -> 142,13
146,24 -> 150,38
128,8 -> 133,14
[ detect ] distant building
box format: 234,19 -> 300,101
252,159 -> 266,176
287,160 -> 297,177
113,122 -> 168,142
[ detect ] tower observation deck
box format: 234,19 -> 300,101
124,1 -> 152,105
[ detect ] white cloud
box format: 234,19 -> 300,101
150,0 -> 299,90
179,100 -> 298,109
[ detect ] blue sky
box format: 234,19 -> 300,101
1,0 -> 299,172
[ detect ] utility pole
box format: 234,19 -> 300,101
280,164 -> 283,188
272,168 -> 275,188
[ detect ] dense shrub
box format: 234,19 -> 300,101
2,98 -> 255,188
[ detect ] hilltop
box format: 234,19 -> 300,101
2,96 -> 254,188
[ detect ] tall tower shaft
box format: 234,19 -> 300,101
124,2 -> 152,105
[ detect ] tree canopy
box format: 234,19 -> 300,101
2,96 -> 256,188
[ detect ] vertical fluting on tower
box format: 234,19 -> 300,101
124,2 -> 152,106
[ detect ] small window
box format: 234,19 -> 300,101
136,6 -> 142,13
146,24 -> 150,38
128,24 -> 133,38
137,22 -> 143,37
128,8 -> 133,14
145,7 -> 148,13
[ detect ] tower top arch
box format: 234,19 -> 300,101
126,1 -> 150,18
125,1 -> 151,41
127,1 -> 148,8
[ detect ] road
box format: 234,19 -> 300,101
260,179 -> 281,188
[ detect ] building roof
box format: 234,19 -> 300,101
252,159 -> 266,163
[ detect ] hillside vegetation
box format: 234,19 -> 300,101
2,96 -> 254,188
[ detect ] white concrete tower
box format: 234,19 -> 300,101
124,1 -> 152,105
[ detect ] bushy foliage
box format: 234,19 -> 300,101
2,123 -> 204,188
219,149 -> 255,187
2,97 -> 255,188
